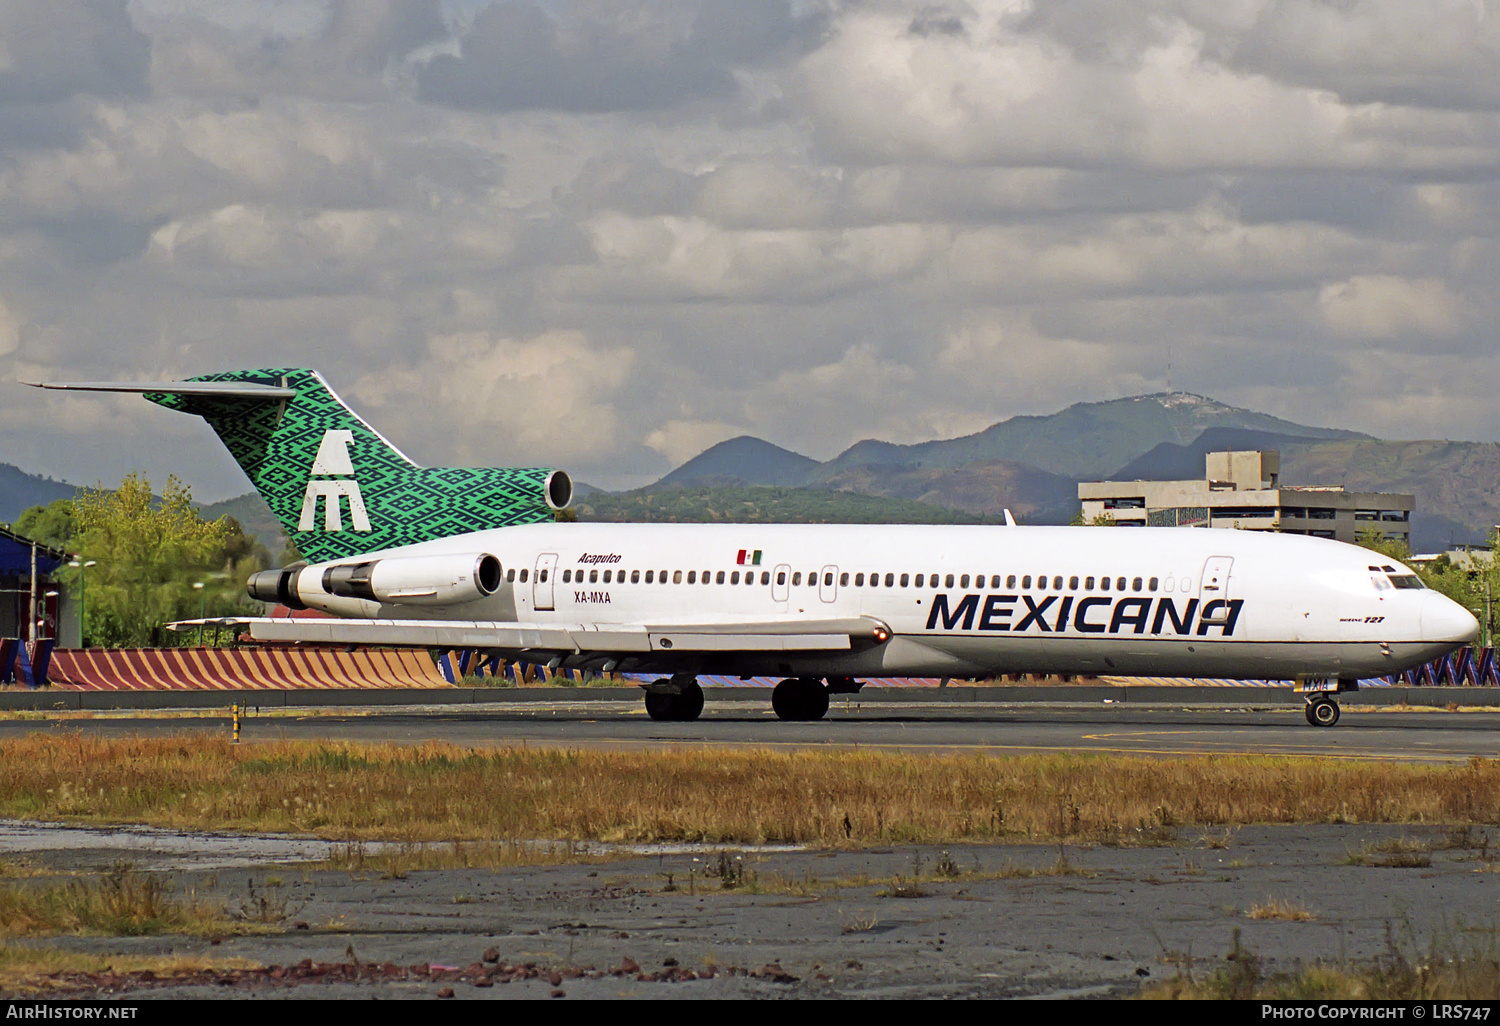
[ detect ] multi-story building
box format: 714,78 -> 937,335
1078,450 -> 1413,546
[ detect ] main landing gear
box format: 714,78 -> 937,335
772,678 -> 829,721
644,677 -> 704,722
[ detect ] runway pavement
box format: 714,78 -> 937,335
2,696 -> 1495,762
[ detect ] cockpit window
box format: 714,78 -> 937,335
1388,574 -> 1423,589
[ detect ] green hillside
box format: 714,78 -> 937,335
574,486 -> 1002,525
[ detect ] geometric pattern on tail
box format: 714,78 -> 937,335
147,368 -> 560,563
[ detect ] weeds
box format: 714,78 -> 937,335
1344,837 -> 1434,868
1146,921 -> 1500,999
1246,898 -> 1317,922
0,862 -> 227,937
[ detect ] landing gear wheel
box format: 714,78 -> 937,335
1306,698 -> 1340,727
805,680 -> 829,721
771,679 -> 800,720
645,686 -> 676,722
771,678 -> 829,721
644,679 -> 704,722
677,680 -> 704,721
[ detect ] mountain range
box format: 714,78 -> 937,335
6,392 -> 1496,553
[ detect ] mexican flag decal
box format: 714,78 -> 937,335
736,549 -> 763,566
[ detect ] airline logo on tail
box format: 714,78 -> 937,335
299,430 -> 371,533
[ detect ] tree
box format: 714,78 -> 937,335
58,473 -> 270,647
11,498 -> 78,550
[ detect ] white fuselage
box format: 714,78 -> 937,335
287,523 -> 1477,681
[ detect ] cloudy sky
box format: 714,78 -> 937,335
2,0 -> 1499,500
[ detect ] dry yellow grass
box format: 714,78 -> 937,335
1246,897 -> 1317,921
0,863 -> 230,938
0,734 -> 1496,846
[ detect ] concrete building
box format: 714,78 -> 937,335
1078,451 -> 1413,546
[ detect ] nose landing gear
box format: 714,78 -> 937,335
1299,677 -> 1357,727
1304,697 -> 1340,727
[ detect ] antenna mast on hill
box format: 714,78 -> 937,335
1166,346 -> 1172,393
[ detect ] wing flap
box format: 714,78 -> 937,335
201,617 -> 879,655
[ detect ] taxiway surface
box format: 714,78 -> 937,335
3,701 -> 1495,762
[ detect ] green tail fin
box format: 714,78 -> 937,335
146,369 -> 569,563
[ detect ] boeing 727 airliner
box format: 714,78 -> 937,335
35,369 -> 1478,727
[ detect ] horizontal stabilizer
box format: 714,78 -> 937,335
28,381 -> 296,399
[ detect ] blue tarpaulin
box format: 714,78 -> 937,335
0,526 -> 63,576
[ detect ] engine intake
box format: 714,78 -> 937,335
320,553 -> 503,607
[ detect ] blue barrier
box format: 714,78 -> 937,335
0,639 -> 53,688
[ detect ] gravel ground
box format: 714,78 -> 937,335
5,821 -> 1498,999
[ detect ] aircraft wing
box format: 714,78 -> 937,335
171,616 -> 889,654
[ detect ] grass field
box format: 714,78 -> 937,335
0,734 -> 1496,844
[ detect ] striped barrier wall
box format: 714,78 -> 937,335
42,647 -> 450,691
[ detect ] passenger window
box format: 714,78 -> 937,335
1148,577 -> 1158,591
899,573 -> 909,587
1085,576 -> 1094,590
840,572 -> 849,586
1006,575 -> 1016,588
776,571 -> 786,586
520,569 -> 528,583
1036,575 -> 1046,590
507,568 -> 516,583
603,570 -> 612,584
1100,576 -> 1109,591
539,569 -> 548,582
1022,575 -> 1031,588
822,572 -> 831,586
988,575 -> 998,588
644,570 -> 653,584
1132,577 -> 1143,592
589,569 -> 599,584
705,571 -> 713,585
960,574 -> 970,588
716,571 -> 726,585
884,573 -> 895,587
855,573 -> 865,586
730,571 -> 740,585
1117,577 -> 1126,591
929,573 -> 939,588
945,574 -> 955,588
1069,576 -> 1078,590
673,570 -> 682,584
562,569 -> 572,584
914,574 -> 924,587
1053,576 -> 1063,589
792,572 -> 802,586
687,571 -> 697,584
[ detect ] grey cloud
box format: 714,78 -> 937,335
416,0 -> 819,112
150,0 -> 445,102
0,0 -> 150,104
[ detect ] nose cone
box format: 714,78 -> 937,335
1422,592 -> 1479,644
